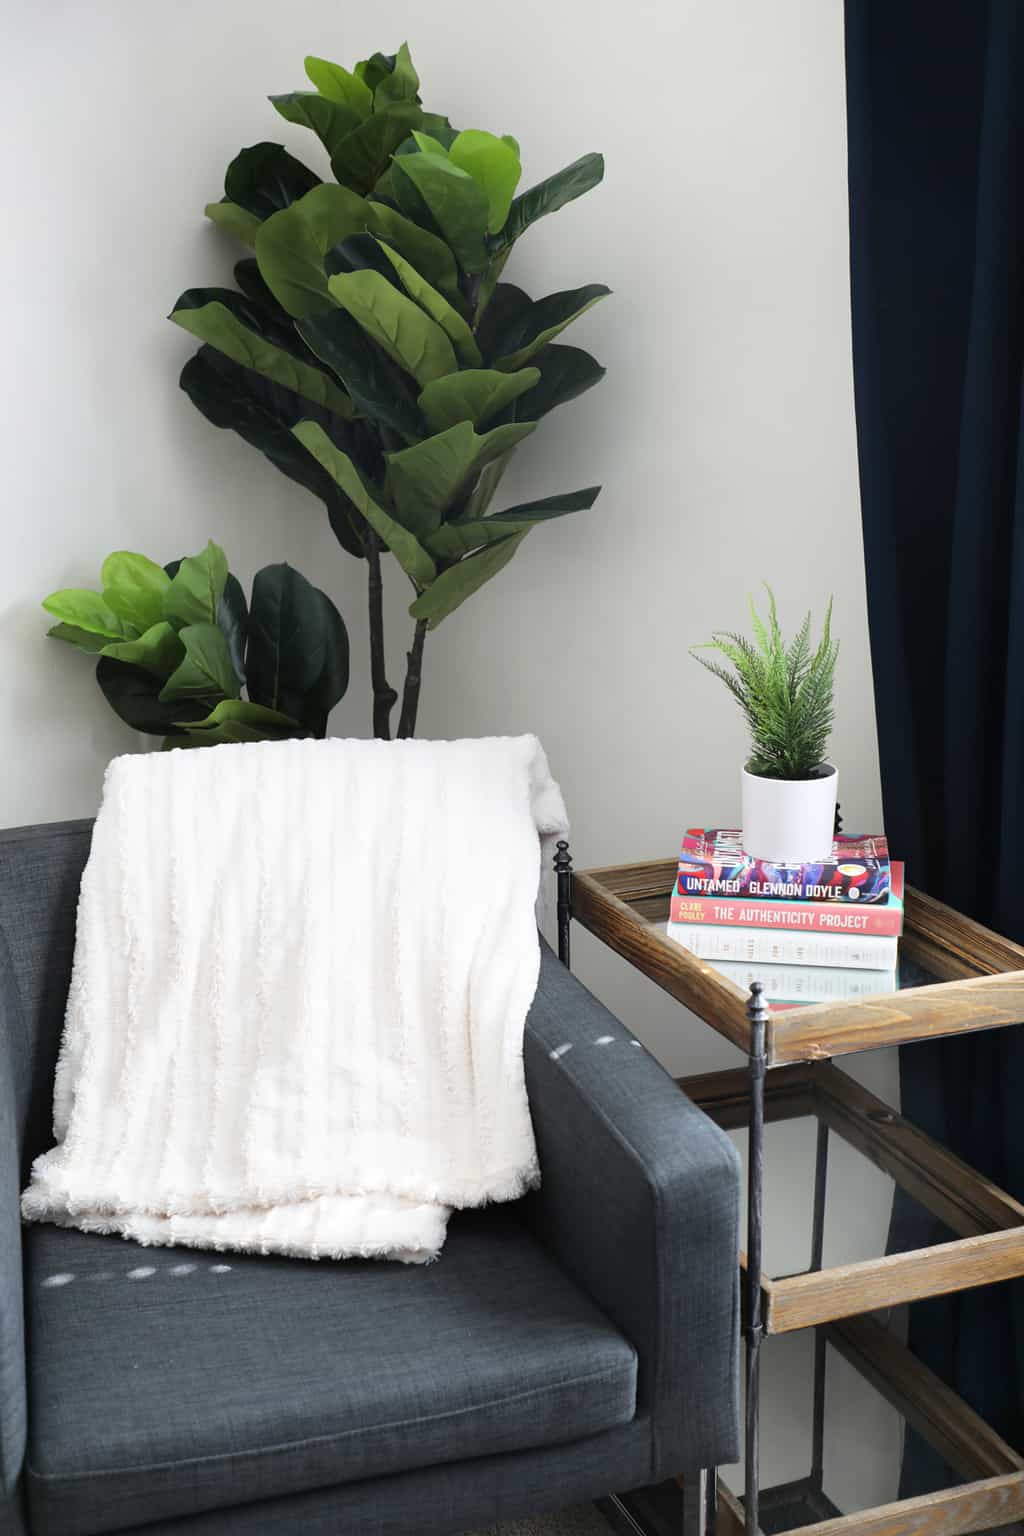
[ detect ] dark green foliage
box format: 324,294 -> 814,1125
171,42 -> 609,633
44,542 -> 349,747
692,588 -> 838,781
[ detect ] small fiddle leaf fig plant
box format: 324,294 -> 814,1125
691,587 -> 838,780
171,41 -> 608,739
44,541 -> 349,747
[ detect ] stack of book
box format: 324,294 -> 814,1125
665,828 -> 903,1004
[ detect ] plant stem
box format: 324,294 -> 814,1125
366,536 -> 397,739
397,619 -> 428,738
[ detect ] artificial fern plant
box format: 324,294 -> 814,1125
691,588 -> 838,780
171,42 -> 608,739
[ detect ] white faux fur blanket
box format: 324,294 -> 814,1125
22,736 -> 567,1263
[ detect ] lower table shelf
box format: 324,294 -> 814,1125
681,1062 -> 1024,1333
604,1304 -> 1024,1536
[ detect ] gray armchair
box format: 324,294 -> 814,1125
0,820 -> 740,1536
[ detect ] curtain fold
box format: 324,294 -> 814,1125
845,0 -> 1024,1492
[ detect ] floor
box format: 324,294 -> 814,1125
466,1506 -> 612,1535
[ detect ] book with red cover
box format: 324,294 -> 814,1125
677,828 -> 891,904
668,862 -> 904,936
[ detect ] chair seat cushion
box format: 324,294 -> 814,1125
24,1206 -> 637,1536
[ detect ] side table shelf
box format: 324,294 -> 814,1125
557,846 -> 1024,1536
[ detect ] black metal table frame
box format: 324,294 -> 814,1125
554,838 -> 806,1536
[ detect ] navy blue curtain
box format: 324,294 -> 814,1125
845,0 -> 1024,1491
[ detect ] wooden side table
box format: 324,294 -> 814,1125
554,846 -> 1024,1536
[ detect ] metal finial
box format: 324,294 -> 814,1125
554,840 -> 573,967
746,979 -> 769,1023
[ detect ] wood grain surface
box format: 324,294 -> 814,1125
788,1475 -> 1024,1536
570,860 -> 1024,1065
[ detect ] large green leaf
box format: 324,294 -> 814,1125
174,283 -> 313,353
489,486 -> 602,522
46,622 -> 109,654
328,230 -> 408,289
303,587 -> 350,736
327,270 -> 456,387
409,532 -> 529,629
270,92 -> 363,160
375,242 -> 481,365
303,56 -> 373,118
180,698 -> 302,746
96,659 -> 210,736
254,183 -> 369,318
179,349 -> 367,558
372,41 -> 420,106
233,258 -> 278,307
410,130 -> 450,158
425,486 -> 601,559
363,201 -> 461,300
493,152 -> 604,252
355,52 -> 396,93
513,343 -> 606,420
99,551 -> 170,632
474,248 -> 511,325
329,103 -> 423,193
42,589 -> 137,642
171,297 -> 353,418
218,573 -> 249,686
292,422 -> 436,586
493,285 -> 611,372
385,420 -> 535,532
417,367 -> 539,433
459,451 -> 513,522
390,152 -> 489,274
204,202 -> 261,246
384,423 -> 477,537
223,142 -> 321,219
159,622 -> 240,701
449,130 -> 522,234
246,563 -> 326,719
100,621 -> 184,677
164,541 -> 229,630
474,282 -> 533,360
298,308 -> 424,440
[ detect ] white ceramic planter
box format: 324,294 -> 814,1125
741,764 -> 837,863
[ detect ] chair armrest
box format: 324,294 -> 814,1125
524,942 -> 741,1479
0,926 -> 28,1532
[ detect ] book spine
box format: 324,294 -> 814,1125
668,891 -> 904,936
675,869 -> 890,903
682,829 -> 890,862
704,959 -> 897,1002
666,922 -> 898,970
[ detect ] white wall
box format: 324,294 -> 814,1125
3,0 -> 899,1507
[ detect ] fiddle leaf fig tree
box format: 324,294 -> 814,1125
171,42 -> 608,738
44,541 -> 349,747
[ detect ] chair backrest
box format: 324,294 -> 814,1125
0,819 -> 93,1508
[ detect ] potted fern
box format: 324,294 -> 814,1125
692,588 -> 839,863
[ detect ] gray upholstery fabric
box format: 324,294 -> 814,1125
125,1421 -> 655,1536
0,821 -> 92,1530
0,819 -> 741,1536
524,945 -> 742,1479
25,1210 -> 637,1536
